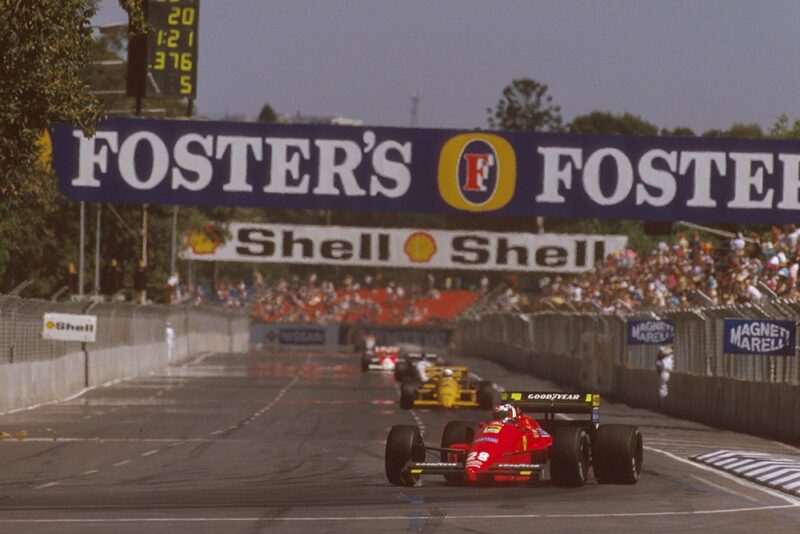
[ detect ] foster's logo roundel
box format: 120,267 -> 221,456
437,133 -> 516,212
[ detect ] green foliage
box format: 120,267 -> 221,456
768,114 -> 800,139
568,111 -> 658,136
486,78 -> 563,132
0,0 -> 105,290
660,126 -> 696,137
258,103 -> 278,123
702,122 -> 764,138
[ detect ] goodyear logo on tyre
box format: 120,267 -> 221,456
437,133 -> 516,212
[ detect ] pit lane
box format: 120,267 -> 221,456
0,349 -> 798,533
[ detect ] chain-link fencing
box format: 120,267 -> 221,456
0,296 -> 248,364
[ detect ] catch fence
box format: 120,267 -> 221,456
0,295 -> 248,364
458,302 -> 799,385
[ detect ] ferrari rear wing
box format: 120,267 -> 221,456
500,391 -> 600,422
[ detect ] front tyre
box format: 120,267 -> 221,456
592,424 -> 643,484
550,427 -> 591,487
399,380 -> 418,409
385,425 -> 425,486
440,421 -> 477,483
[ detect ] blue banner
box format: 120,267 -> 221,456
627,319 -> 674,345
278,327 -> 326,345
723,318 -> 797,356
52,118 -> 800,223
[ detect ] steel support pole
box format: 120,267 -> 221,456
79,201 -> 85,296
94,204 -> 102,294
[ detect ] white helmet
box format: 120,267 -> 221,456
442,368 -> 454,377
491,403 -> 518,422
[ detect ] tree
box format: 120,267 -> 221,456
486,78 -> 563,132
258,103 -> 278,123
568,111 -> 658,136
660,126 -> 696,137
768,114 -> 800,139
0,0 -> 145,293
702,122 -> 764,138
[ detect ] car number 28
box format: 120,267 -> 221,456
467,451 -> 490,462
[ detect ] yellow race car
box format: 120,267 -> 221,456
399,366 -> 496,410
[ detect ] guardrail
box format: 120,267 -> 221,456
455,304 -> 800,443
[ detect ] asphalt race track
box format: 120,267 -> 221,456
0,349 -> 799,533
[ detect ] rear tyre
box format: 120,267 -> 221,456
477,381 -> 496,410
550,427 -> 591,487
394,360 -> 408,382
440,421 -> 477,483
399,380 -> 418,409
385,425 -> 425,486
592,424 -> 643,484
360,354 -> 369,372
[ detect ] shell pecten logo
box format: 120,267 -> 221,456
46,320 -> 55,329
437,133 -> 517,212
404,232 -> 437,263
187,231 -> 220,255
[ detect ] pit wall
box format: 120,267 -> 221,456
456,312 -> 800,445
0,299 -> 249,414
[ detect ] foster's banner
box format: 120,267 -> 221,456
180,222 -> 627,273
52,118 -> 800,224
627,319 -> 674,345
723,318 -> 796,356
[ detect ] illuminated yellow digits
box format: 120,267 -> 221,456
180,53 -> 193,71
181,8 -> 195,25
180,75 -> 192,95
154,51 -> 166,70
168,6 -> 180,25
167,29 -> 180,47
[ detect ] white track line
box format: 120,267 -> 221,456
31,482 -> 59,490
0,505 -> 798,524
208,353 -> 309,435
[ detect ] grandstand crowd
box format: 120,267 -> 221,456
487,225 -> 800,314
167,225 -> 800,320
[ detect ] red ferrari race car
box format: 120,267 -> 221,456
385,391 -> 643,487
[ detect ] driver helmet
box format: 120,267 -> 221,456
442,368 -> 454,377
491,403 -> 518,422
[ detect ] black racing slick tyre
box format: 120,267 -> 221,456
394,360 -> 408,382
385,425 -> 425,486
592,424 -> 643,484
477,381 -> 496,410
360,355 -> 369,372
550,427 -> 591,487
399,380 -> 418,409
440,421 -> 477,483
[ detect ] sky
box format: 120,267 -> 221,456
92,0 -> 800,133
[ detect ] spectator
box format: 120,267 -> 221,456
655,345 -> 674,406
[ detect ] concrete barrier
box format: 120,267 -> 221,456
0,351 -> 85,413
0,306 -> 248,414
459,334 -> 799,444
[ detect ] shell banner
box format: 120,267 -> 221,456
180,222 -> 627,273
